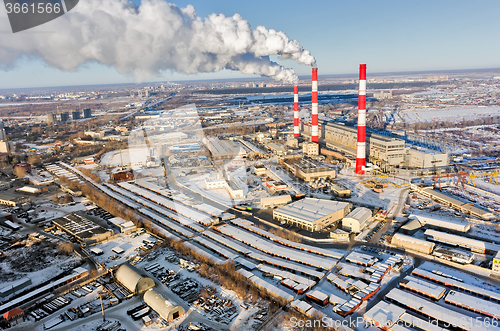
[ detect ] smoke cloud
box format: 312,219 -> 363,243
0,0 -> 315,84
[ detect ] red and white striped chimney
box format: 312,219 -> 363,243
311,68 -> 319,143
293,85 -> 300,137
355,64 -> 367,175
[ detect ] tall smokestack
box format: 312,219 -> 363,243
294,85 -> 300,137
311,68 -> 319,143
355,64 -> 367,175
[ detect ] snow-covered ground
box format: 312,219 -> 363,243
89,231 -> 159,268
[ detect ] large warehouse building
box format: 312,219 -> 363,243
424,229 -> 500,254
202,137 -> 248,160
414,186 -> 495,220
391,233 -> 435,254
115,263 -> 155,295
144,289 -> 185,322
342,207 -> 372,233
52,213 -> 113,244
408,214 -> 471,233
273,198 -> 351,232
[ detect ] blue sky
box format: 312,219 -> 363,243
1,0 -> 500,88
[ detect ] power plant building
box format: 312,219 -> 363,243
324,124 -> 406,167
273,198 -> 351,232
115,263 -> 155,295
342,207 -> 372,233
143,289 -> 184,322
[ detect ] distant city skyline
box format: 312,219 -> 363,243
0,0 -> 499,89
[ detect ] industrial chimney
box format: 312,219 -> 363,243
294,85 -> 300,137
311,68 -> 319,143
355,64 -> 367,174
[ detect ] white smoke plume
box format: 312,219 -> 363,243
0,0 -> 316,84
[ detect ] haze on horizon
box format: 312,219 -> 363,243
0,0 -> 499,89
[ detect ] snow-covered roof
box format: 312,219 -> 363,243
445,290 -> 500,319
386,288 -> 498,331
424,229 -> 500,252
291,300 -> 312,314
273,198 -> 349,224
306,289 -> 329,302
231,218 -> 344,259
343,207 -> 372,223
412,268 -> 500,302
409,214 -> 470,232
363,301 -> 406,328
215,223 -> 338,270
400,275 -> 446,299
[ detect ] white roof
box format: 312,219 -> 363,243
329,293 -> 348,305
409,214 -> 470,232
364,301 -> 406,328
445,290 -> 500,319
108,217 -> 126,225
291,300 -> 312,313
259,264 -> 316,287
401,275 -> 446,299
399,313 -> 445,331
413,267 -> 500,301
215,223 -> 338,270
306,289 -> 329,302
231,218 -> 344,259
392,233 -> 435,248
343,207 -> 372,222
273,198 -> 349,224
386,288 -> 500,331
424,229 -> 500,252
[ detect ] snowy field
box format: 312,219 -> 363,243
401,106 -> 500,124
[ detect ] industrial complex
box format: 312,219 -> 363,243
1,60 -> 500,331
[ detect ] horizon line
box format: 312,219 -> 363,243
1,66 -> 500,92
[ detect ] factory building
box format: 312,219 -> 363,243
0,193 -> 30,207
52,213 -> 113,244
412,186 -> 495,220
0,278 -> 32,299
424,229 -> 500,254
324,124 -> 406,167
202,137 -> 248,160
405,147 -> 449,169
391,233 -> 435,254
303,142 -> 319,157
407,214 -> 471,233
273,198 -> 351,232
204,174 -> 243,199
143,289 -> 184,322
342,207 -> 371,233
260,195 -> 291,208
280,157 -> 336,182
115,263 -> 155,295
